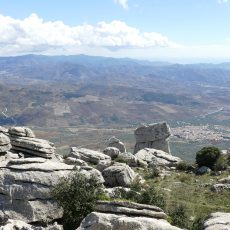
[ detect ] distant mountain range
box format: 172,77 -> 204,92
0,54 -> 229,127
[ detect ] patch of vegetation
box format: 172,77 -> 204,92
176,161 -> 195,172
196,146 -> 227,170
51,171 -> 104,230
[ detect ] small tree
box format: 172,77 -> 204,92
196,146 -> 222,170
51,171 -> 103,230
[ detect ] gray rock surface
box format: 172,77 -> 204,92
77,201 -> 181,230
135,148 -> 181,168
203,212 -> 230,230
96,159 -> 112,172
134,122 -> 171,154
103,147 -> 120,160
79,166 -> 105,184
10,135 -> 56,158
0,133 -> 11,153
197,166 -> 211,175
102,163 -> 136,187
211,176 -> 230,192
108,138 -> 126,153
0,219 -> 63,230
8,127 -> 35,138
69,147 -> 111,164
116,152 -> 139,167
0,157 -> 74,223
64,157 -> 88,166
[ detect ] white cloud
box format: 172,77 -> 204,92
0,13 -> 178,56
114,0 -> 129,9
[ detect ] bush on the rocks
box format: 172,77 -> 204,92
176,161 -> 195,172
196,146 -> 226,170
51,171 -> 103,230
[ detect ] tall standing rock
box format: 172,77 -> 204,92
134,122 -> 171,154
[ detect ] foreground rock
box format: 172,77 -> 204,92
9,127 -> 55,158
0,157 -> 74,223
211,176 -> 230,192
102,162 -> 136,187
108,137 -> 126,153
134,122 -> 171,154
69,147 -> 111,164
0,219 -> 63,230
0,133 -> 11,153
77,201 -> 182,230
135,148 -> 181,168
203,212 -> 230,230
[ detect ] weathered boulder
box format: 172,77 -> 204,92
102,163 -> 136,187
0,126 -> 8,134
79,166 -> 105,184
197,166 -> 211,175
116,152 -> 139,167
77,201 -> 182,230
134,122 -> 171,154
69,147 -> 111,164
0,133 -> 11,153
135,148 -> 181,168
0,219 -> 63,230
108,138 -> 126,153
10,136 -> 56,158
8,127 -> 35,138
203,212 -> 230,230
103,147 -> 120,160
0,157 -> 74,224
211,176 -> 230,192
96,159 -> 112,172
64,157 -> 88,166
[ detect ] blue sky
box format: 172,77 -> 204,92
1,0 -> 230,62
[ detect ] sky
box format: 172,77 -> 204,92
1,0 -> 230,62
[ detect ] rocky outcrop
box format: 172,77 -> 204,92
102,163 -> 136,187
108,137 -> 126,153
117,152 -> 139,167
0,157 -> 74,223
0,133 -> 11,153
0,219 -> 63,230
135,148 -> 181,168
134,122 -> 171,154
69,147 -> 111,164
203,212 -> 230,230
103,147 -> 120,160
77,201 -> 182,230
8,127 -> 55,159
211,176 -> 230,192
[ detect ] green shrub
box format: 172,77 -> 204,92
144,168 -> 160,179
190,215 -> 206,230
196,146 -> 222,170
169,204 -> 190,228
176,161 -> 195,172
51,171 -> 103,230
213,155 -> 228,171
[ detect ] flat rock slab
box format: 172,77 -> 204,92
135,148 -> 181,167
77,212 -> 182,230
9,127 -> 35,138
70,147 -> 111,164
203,212 -> 230,230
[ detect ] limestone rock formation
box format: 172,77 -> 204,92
134,122 -> 171,154
0,219 -> 63,230
0,133 -> 11,153
102,162 -> 136,187
108,137 -> 126,153
8,127 -> 55,158
64,157 -> 88,166
211,176 -> 230,192
135,148 -> 181,168
69,147 -> 111,164
0,157 -> 74,223
203,212 -> 230,230
117,152 -> 139,167
103,147 -> 120,159
77,201 -> 182,230
8,127 -> 35,138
